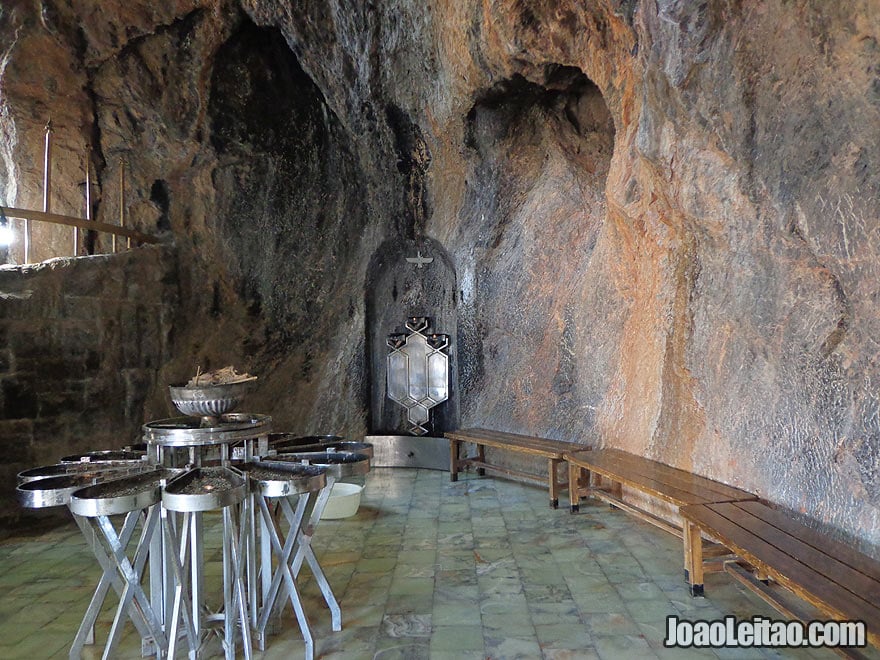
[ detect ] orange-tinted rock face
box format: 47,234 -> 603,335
1,0 -> 879,549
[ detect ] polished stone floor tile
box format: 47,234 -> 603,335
0,467 -> 853,659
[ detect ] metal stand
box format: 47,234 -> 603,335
69,507 -> 167,660
17,414 -> 375,659
254,493 -> 316,658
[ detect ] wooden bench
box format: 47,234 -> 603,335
566,448 -> 758,594
445,428 -> 579,509
680,500 -> 880,649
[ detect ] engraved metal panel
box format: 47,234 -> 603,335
386,317 -> 449,435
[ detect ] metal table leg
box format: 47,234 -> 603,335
162,509 -> 199,660
221,501 -> 252,660
288,481 -> 342,631
254,494 -> 315,660
70,506 -> 167,659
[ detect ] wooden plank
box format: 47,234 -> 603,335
736,500 -> 880,584
586,451 -> 714,501
725,562 -> 821,623
447,435 -> 565,459
591,489 -> 680,537
681,503 -> 880,641
566,448 -> 738,502
459,459 -> 566,489
724,563 -> 873,660
570,456 -> 720,507
447,428 -> 574,454
460,427 -> 574,451
717,502 -> 880,612
606,452 -> 752,503
567,449 -> 753,504
0,205 -> 161,244
450,434 -> 570,456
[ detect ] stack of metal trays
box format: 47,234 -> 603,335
143,413 -> 271,447
162,467 -> 247,512
68,468 -> 174,517
237,461 -> 327,498
271,451 -> 371,480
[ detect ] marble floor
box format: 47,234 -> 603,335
0,468 -> 858,659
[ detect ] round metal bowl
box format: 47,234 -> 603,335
238,461 -> 327,498
168,381 -> 253,418
272,451 -> 371,480
143,413 -> 271,447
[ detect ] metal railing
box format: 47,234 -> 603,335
1,120 -> 160,264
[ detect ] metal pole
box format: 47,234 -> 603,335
76,150 -> 88,257
85,154 -> 91,222
32,119 -> 54,262
114,159 -> 122,253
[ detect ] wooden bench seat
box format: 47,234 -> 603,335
445,428 -> 579,508
680,500 -> 880,649
566,448 -> 758,594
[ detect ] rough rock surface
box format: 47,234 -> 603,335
0,246 -> 177,519
0,0 -> 879,553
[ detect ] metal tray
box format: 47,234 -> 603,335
237,461 -> 327,498
17,466 -> 149,509
69,468 -> 174,517
319,441 -> 374,459
268,441 -> 375,459
271,451 -> 370,480
17,461 -> 148,485
267,434 -> 344,450
60,450 -> 147,463
143,413 -> 271,447
162,467 -> 247,512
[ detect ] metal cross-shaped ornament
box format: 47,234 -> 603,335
386,317 -> 449,435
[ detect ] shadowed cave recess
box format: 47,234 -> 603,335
0,0 -> 879,563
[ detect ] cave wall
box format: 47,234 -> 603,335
1,0 -> 879,551
0,246 -> 177,520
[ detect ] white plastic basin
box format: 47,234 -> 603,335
320,482 -> 363,519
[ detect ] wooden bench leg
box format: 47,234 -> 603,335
476,444 -> 486,476
684,521 -> 704,597
548,458 -> 560,509
449,439 -> 459,482
608,479 -> 622,509
568,462 -> 580,513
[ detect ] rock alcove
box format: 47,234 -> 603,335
0,1 -> 878,560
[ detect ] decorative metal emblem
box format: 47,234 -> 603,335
387,317 -> 449,435
405,250 -> 433,268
